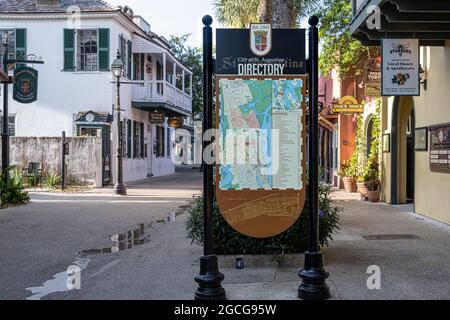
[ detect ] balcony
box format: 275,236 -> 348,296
131,80 -> 192,116
130,34 -> 193,117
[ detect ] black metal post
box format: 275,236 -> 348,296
298,16 -> 331,300
61,131 -> 66,190
194,15 -> 226,301
2,41 -> 9,179
113,74 -> 126,196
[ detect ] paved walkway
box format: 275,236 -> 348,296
0,175 -> 449,300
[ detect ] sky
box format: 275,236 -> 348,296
107,0 -> 222,47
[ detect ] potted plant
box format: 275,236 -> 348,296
356,175 -> 369,200
363,156 -> 381,202
338,160 -> 357,193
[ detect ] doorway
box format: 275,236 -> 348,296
406,111 -> 415,203
391,96 -> 415,204
77,124 -> 111,186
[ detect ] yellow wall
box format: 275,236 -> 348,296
413,43 -> 450,224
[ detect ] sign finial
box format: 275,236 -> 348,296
308,15 -> 319,27
202,15 -> 213,26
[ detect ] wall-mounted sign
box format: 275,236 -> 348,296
149,110 -> 165,124
430,124 -> 450,174
331,96 -> 364,114
13,66 -> 38,104
216,26 -> 306,76
415,127 -> 428,151
382,39 -> 420,96
364,57 -> 381,97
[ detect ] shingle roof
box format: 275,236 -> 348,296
0,0 -> 116,13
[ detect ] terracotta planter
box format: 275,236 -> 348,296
342,177 -> 357,193
357,182 -> 369,200
367,190 -> 380,203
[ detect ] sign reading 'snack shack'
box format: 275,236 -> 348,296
332,96 -> 364,114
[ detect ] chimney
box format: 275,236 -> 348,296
36,0 -> 61,6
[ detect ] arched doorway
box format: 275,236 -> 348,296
391,97 -> 415,204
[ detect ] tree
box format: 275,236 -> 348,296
317,0 -> 378,77
168,34 -> 203,119
214,0 -> 320,28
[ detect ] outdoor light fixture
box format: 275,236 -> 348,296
111,50 -> 124,78
111,50 -> 126,196
419,65 -> 427,91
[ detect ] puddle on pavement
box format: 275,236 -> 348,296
24,202 -> 192,300
26,255 -> 90,300
78,223 -> 151,256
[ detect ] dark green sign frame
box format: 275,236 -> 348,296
13,66 -> 38,104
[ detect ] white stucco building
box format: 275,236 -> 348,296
0,0 -> 193,185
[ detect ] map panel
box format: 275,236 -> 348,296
219,78 -> 304,191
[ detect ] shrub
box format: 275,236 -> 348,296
0,167 -> 30,206
186,182 -> 341,255
44,171 -> 61,190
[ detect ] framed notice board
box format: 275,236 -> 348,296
429,123 -> 450,174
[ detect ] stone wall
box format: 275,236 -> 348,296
0,137 -> 102,187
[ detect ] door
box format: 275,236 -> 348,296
79,125 -> 111,186
147,124 -> 153,177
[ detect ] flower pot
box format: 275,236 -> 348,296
342,177 -> 357,193
367,189 -> 380,203
357,182 -> 369,200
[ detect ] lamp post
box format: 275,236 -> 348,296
111,50 -> 126,196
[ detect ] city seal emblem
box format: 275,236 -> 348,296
250,24 -> 272,57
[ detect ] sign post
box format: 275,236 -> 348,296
298,16 -> 331,300
194,15 -> 226,301
195,14 -> 331,301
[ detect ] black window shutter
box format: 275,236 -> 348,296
140,122 -> 145,158
63,29 -> 75,71
98,28 -> 110,71
127,119 -> 132,158
15,29 -> 26,60
127,40 -> 132,79
133,120 -> 138,158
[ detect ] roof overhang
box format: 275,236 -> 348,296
350,0 -> 450,46
132,101 -> 191,118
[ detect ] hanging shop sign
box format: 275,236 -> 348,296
364,57 -> 381,97
149,110 -> 165,124
13,66 -> 38,104
216,24 -> 307,238
167,116 -> 184,128
382,39 -> 420,96
429,124 -> 450,174
216,24 -> 306,76
331,96 -> 364,114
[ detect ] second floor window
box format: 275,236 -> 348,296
77,30 -> 98,71
0,30 -> 16,60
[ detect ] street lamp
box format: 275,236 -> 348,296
111,50 -> 126,195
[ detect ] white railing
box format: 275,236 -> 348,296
131,80 -> 192,114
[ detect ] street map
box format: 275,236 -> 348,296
219,78 -> 304,190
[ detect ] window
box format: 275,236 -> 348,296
156,125 -> 165,158
77,30 -> 98,71
0,30 -> 16,60
0,115 -> 16,136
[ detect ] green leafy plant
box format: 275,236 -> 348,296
44,171 -> 61,190
186,181 -> 341,255
0,167 -> 30,206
